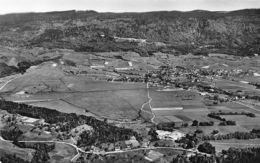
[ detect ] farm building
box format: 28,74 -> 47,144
90,59 -> 105,69
114,61 -> 133,71
152,107 -> 183,111
144,150 -> 164,162
156,130 -> 185,141
20,116 -> 45,125
125,139 -> 140,148
253,72 -> 260,77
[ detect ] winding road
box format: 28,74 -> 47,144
0,74 -> 22,92
0,79 -> 15,91
139,82 -> 156,124
235,101 -> 260,113
147,83 -> 156,124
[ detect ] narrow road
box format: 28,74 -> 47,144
235,101 -> 260,112
147,82 -> 156,124
1,136 -> 229,161
13,99 -> 54,103
1,136 -> 197,162
0,79 -> 14,91
112,82 -> 156,124
0,74 -> 22,91
103,146 -> 197,155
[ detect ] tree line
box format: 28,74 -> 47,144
208,112 -> 239,126
202,129 -> 260,141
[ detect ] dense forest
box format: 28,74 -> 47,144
0,9 -> 260,56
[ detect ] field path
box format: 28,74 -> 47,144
146,82 -> 156,124
13,99 -> 54,103
0,79 -> 14,91
235,101 -> 260,113
0,74 -> 22,92
0,79 -> 12,90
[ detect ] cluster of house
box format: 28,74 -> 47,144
87,129 -> 185,154
1,112 -> 45,126
88,136 -> 149,153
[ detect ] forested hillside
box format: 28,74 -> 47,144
0,9 -> 259,56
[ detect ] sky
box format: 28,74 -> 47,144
0,0 -> 259,14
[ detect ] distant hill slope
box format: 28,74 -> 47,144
0,9 -> 259,56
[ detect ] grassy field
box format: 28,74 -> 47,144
150,89 -> 205,107
197,101 -> 260,134
20,130 -> 54,141
221,115 -> 260,130
149,89 -> 182,108
22,88 -> 148,121
207,105 -> 234,111
215,79 -> 260,95
155,115 -> 184,123
1,64 -> 148,120
0,140 -> 35,161
150,89 -> 208,124
60,89 -> 148,120
49,143 -> 77,163
174,115 -> 193,122
221,102 -> 260,115
2,67 -> 146,94
29,99 -> 98,118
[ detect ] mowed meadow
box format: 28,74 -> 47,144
0,62 -> 148,120
149,88 -> 209,124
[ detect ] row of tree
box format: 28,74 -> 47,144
209,111 -> 255,118
202,130 -> 260,141
192,120 -> 214,126
219,120 -> 236,126
207,112 -> 238,126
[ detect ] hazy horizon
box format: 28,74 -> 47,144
0,0 -> 259,15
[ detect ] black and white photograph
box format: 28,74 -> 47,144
0,0 -> 260,163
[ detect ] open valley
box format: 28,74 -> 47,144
0,6 -> 260,163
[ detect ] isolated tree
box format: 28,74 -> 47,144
192,120 -> 199,126
212,130 -> 219,135
148,128 -> 159,142
195,129 -> 203,134
198,142 -> 215,154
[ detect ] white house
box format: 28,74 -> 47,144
156,130 -> 185,141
